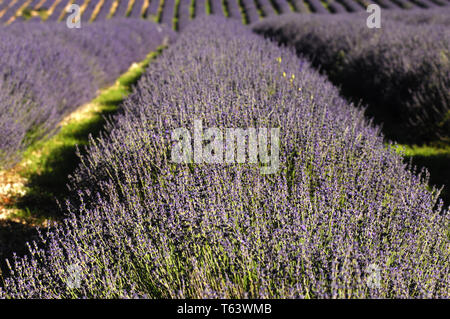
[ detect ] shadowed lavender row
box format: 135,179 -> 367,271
1,17 -> 448,298
0,19 -> 174,168
253,10 -> 450,143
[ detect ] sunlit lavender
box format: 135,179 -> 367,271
1,18 -> 448,299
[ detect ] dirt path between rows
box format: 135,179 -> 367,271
0,98 -> 102,224
0,97 -> 108,277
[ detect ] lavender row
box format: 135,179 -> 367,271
81,0 -> 98,22
337,0 -> 364,11
257,0 -> 277,16
327,0 -> 348,13
4,0 -> 448,25
274,0 -> 292,13
177,0 -> 192,30
0,0 -> 27,23
388,0 -> 414,8
145,0 -> 161,19
210,0 -> 225,16
114,0 -> 130,17
195,0 -> 207,16
46,0 -> 71,22
160,0 -> 175,26
382,6 -> 450,25
417,0 -> 441,8
0,19 -> 174,168
2,17 -> 448,298
241,0 -> 260,22
96,0 -> 115,19
290,0 -> 309,12
253,11 -> 450,143
373,0 -> 399,9
129,0 -> 145,18
226,0 -> 243,18
304,0 -> 329,13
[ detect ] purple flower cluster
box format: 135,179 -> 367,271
253,10 -> 450,143
1,17 -> 447,298
0,19 -> 174,168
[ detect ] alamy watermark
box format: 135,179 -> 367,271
66,4 -> 81,29
365,263 -> 381,289
366,4 -> 381,29
171,119 -> 280,174
66,263 -> 82,289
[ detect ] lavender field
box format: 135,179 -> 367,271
0,0 -> 449,301
0,0 -> 449,28
254,8 -> 450,143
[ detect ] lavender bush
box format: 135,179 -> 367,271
253,11 -> 450,143
0,18 -> 448,299
0,19 -> 174,168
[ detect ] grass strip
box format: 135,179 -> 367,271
392,142 -> 450,205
